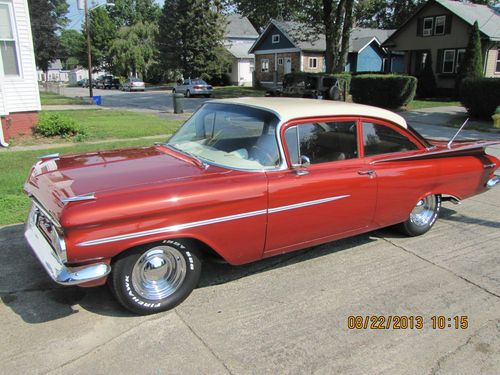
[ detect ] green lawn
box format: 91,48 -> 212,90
0,138 -> 166,226
406,99 -> 462,110
10,109 -> 184,146
211,86 -> 267,98
40,91 -> 87,105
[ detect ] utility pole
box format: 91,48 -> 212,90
84,0 -> 93,98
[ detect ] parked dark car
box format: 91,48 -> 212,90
77,78 -> 89,87
267,73 -> 344,100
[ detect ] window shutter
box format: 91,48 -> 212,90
445,15 -> 452,34
436,49 -> 444,73
417,18 -> 423,36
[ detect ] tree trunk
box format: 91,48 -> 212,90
323,0 -> 334,73
331,0 -> 346,72
335,0 -> 353,73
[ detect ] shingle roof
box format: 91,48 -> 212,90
225,40 -> 255,59
270,20 -> 395,52
435,0 -> 500,40
225,14 -> 259,39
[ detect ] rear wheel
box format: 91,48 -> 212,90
399,195 -> 441,236
109,239 -> 202,315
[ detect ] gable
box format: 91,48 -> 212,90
250,24 -> 296,52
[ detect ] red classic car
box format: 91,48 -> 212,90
24,98 -> 499,314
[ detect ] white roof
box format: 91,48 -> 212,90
211,97 -> 408,128
224,40 -> 255,59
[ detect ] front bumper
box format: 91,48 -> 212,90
486,176 -> 500,189
24,205 -> 111,285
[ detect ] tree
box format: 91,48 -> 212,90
109,22 -> 157,78
457,21 -> 483,82
355,0 -> 425,29
108,0 -> 161,27
58,29 -> 86,69
28,0 -> 60,74
50,0 -> 69,27
83,7 -> 117,71
158,0 -> 230,80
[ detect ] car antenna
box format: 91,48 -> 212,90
447,118 -> 469,149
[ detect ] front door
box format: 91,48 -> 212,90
284,58 -> 292,74
264,119 -> 377,256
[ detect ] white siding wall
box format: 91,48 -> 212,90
0,0 -> 40,115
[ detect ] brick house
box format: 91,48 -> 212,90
249,19 -> 401,85
382,0 -> 500,91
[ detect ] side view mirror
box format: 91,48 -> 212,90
292,155 -> 310,175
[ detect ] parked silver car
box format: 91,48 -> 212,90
121,78 -> 145,92
173,79 -> 213,97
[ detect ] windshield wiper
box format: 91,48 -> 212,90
165,144 -> 208,170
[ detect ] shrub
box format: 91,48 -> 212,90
332,73 -> 351,95
416,53 -> 436,98
350,74 -> 417,108
35,112 -> 87,138
460,78 -> 500,119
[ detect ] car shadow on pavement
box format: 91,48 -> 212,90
1,223 -> 378,322
439,207 -> 500,228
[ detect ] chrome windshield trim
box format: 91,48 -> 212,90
77,195 -> 351,247
38,153 -> 60,160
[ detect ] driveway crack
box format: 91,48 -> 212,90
375,234 -> 500,300
175,310 -> 234,375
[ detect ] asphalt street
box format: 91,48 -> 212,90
2,91 -> 499,374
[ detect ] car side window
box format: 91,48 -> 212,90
183,80 -> 189,85
284,121 -> 358,165
362,122 -> 418,156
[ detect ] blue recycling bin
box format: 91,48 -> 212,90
92,96 -> 102,105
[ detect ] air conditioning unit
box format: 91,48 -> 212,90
423,29 -> 432,36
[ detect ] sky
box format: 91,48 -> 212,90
66,0 -> 165,30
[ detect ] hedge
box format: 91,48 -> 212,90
350,74 -> 417,108
460,78 -> 500,119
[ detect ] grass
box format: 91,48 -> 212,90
9,109 -> 183,146
40,91 -> 87,105
446,114 -> 498,133
406,99 -> 461,110
211,86 -> 266,98
0,137 -> 166,226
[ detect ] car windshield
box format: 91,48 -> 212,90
130,78 -> 142,82
167,103 -> 281,170
192,80 -> 207,85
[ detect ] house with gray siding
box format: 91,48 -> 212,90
382,0 -> 500,91
248,19 -> 401,84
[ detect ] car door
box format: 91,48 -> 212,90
264,118 -> 377,257
359,119 -> 437,228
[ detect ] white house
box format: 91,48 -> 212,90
0,0 -> 40,146
68,67 -> 89,85
224,14 -> 258,86
37,59 -> 70,82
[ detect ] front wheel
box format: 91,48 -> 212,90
109,239 -> 202,315
399,195 -> 441,236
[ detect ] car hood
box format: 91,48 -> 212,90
25,145 -> 222,220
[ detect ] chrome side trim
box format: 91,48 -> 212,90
25,205 -> 110,285
268,195 -> 350,213
38,153 -> 60,160
61,192 -> 96,203
77,195 -> 351,247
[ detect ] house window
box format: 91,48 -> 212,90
261,59 -> 269,72
309,57 -> 318,69
0,2 -> 20,76
434,16 -> 446,35
423,17 -> 434,36
278,58 -> 283,65
272,34 -> 280,44
442,50 -> 455,73
455,49 -> 466,73
496,51 -> 500,73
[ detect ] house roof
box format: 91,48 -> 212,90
383,0 -> 500,46
225,40 -> 255,59
225,14 -> 259,39
210,97 -> 408,128
435,0 -> 500,40
251,19 -> 395,53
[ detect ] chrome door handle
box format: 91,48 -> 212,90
358,170 -> 375,176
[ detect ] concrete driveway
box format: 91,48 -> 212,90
1,142 -> 499,374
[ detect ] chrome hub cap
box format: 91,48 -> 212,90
131,246 -> 187,300
410,196 -> 436,226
